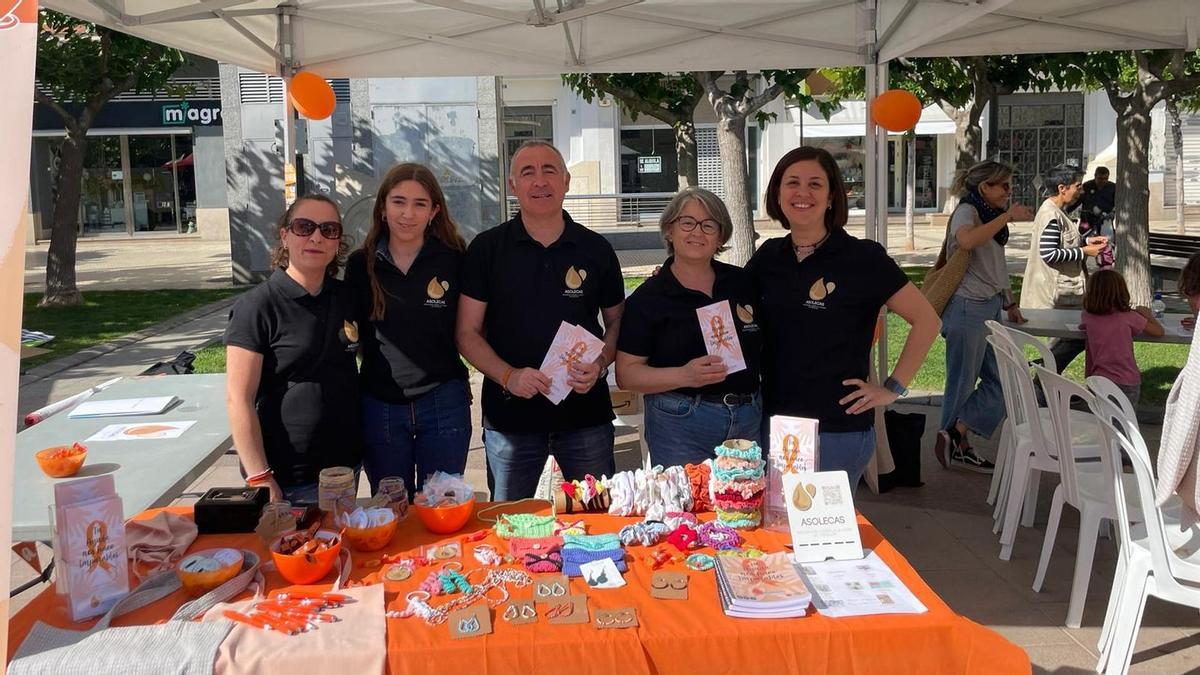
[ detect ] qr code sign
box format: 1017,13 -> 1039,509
822,484 -> 842,506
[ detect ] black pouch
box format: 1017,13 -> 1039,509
879,410 -> 926,492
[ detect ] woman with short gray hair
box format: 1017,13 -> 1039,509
615,187 -> 762,467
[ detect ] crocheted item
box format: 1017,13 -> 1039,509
618,521 -> 671,547
715,498 -> 763,514
560,546 -> 625,565
709,478 -> 766,501
685,553 -> 716,571
554,519 -> 587,536
495,514 -> 557,539
696,521 -> 741,550
563,556 -> 627,578
665,524 -> 699,552
508,537 -> 563,573
663,511 -> 698,530
684,463 -> 712,512
713,440 -> 762,462
711,464 -> 767,482
716,510 -> 761,529
562,533 -> 621,551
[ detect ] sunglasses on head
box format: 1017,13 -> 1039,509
288,217 -> 343,239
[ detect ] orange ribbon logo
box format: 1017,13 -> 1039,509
85,521 -> 113,572
561,341 -> 588,366
781,434 -> 801,474
710,316 -> 731,349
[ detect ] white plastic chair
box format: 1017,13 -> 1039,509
1089,389 -> 1200,674
1031,366 -> 1132,628
989,336 -> 1104,561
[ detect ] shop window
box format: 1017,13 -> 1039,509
80,137 -> 125,235
504,105 -> 554,165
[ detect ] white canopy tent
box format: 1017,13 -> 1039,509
2,0 -> 1198,634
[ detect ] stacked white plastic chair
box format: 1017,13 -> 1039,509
1089,379 -> 1200,674
1030,366 -> 1135,628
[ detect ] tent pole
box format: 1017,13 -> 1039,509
278,6 -> 300,203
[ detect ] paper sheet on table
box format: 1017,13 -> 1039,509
538,321 -> 605,405
696,300 -> 746,374
86,420 -> 197,442
796,549 -> 927,617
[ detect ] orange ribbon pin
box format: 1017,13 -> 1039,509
85,520 -> 113,572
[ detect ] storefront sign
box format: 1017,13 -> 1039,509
637,156 -> 662,174
783,470 -> 863,563
161,101 -> 221,126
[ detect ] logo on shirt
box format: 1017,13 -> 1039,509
341,320 -> 360,351
425,277 -> 450,308
805,278 -> 837,310
735,304 -> 760,332
564,266 -> 587,297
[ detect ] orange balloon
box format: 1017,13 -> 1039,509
289,71 -> 336,120
871,89 -> 922,133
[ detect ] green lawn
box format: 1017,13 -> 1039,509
195,269 -> 1190,405
22,289 -> 244,369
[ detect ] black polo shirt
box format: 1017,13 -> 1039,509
745,230 -> 908,433
619,258 -> 761,396
224,269 -> 364,486
344,238 -> 468,403
461,212 -> 624,433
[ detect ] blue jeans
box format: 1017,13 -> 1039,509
940,293 -> 1006,437
644,391 -> 762,468
483,423 -> 615,500
361,380 -> 472,496
280,470 -> 362,504
760,424 -> 874,495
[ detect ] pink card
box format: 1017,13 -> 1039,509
538,321 -> 605,405
696,300 -> 746,374
764,415 -> 820,532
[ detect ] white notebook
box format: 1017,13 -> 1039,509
68,395 -> 179,418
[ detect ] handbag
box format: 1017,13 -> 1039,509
878,410 -> 926,492
922,212 -> 971,315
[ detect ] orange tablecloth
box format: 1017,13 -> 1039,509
8,506 -> 1030,674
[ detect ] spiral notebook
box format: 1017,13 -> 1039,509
714,552 -> 811,619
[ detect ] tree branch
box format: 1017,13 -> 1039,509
593,79 -> 683,126
34,87 -> 79,135
745,80 -> 784,117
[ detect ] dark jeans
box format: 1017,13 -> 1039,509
761,423 -> 875,495
361,380 -> 472,496
1050,337 -> 1085,374
643,391 -> 762,468
483,423 -> 615,500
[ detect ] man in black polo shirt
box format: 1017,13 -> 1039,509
1079,166 -> 1115,235
458,140 -> 625,500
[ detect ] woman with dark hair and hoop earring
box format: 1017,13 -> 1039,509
745,146 -> 940,492
224,195 -> 363,502
343,163 -> 472,496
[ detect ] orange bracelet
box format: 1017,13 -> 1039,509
501,367 -> 514,392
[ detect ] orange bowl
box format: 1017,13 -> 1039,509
343,517 -> 399,552
35,443 -> 87,478
413,498 -> 476,534
270,530 -> 342,585
176,548 -> 244,597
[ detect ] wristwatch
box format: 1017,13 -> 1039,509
883,376 -> 909,398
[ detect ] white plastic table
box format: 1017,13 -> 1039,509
12,373 -> 232,543
1004,308 -> 1194,345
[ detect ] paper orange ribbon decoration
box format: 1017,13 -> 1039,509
709,316 -> 732,349
289,71 -> 336,120
871,89 -> 922,133
86,520 -> 113,572
781,434 -> 801,474
561,341 -> 588,365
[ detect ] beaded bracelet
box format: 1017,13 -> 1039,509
697,521 -> 742,550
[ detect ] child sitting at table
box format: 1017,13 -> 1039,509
1080,269 -> 1164,404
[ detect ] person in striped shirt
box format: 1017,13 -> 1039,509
1020,164 -> 1109,372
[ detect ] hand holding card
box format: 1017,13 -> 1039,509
696,301 -> 746,375
538,322 -> 605,405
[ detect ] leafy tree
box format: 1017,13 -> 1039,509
35,10 -> 184,306
1047,50 -> 1200,304
695,70 -> 833,265
561,73 -> 703,189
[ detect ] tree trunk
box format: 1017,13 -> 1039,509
675,120 -> 699,189
905,133 -> 916,251
1113,107 -> 1154,307
42,132 -> 87,307
715,115 -> 754,265
941,103 -> 983,174
1167,98 -> 1186,234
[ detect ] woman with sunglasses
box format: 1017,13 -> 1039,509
615,187 -> 762,467
934,160 -> 1034,473
343,164 -> 471,496
224,195 -> 363,502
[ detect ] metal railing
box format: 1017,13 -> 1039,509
505,192 -> 676,229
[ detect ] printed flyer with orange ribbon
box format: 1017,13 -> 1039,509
695,300 -> 746,374
53,475 -> 129,621
764,415 -> 819,532
538,321 -> 605,405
